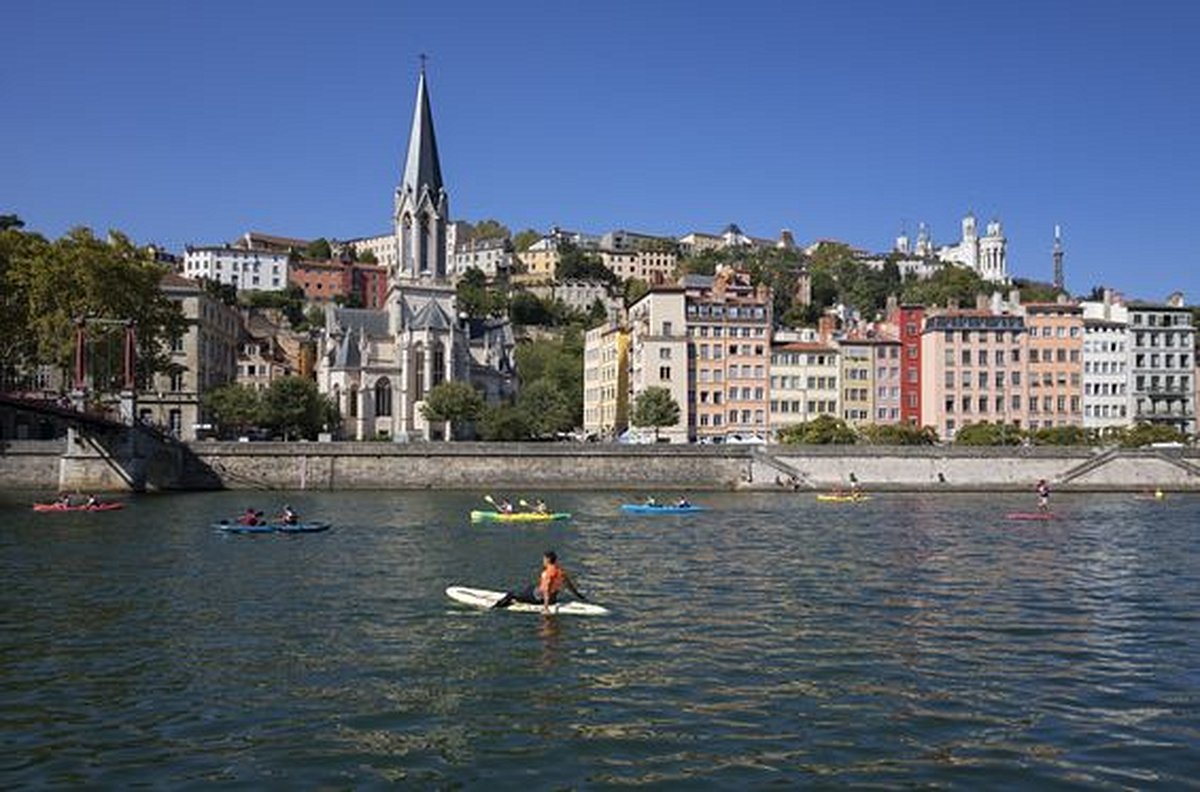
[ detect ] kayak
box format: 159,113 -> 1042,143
469,510 -> 571,524
1006,512 -> 1055,521
620,504 -> 706,514
33,502 -> 124,512
816,494 -> 871,503
214,521 -> 331,534
446,586 -> 609,616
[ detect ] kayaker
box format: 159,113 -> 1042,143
497,498 -> 515,514
281,505 -> 299,525
85,494 -> 99,508
57,493 -> 72,508
644,495 -> 658,507
1036,479 -> 1050,512
492,550 -> 588,613
238,507 -> 260,526
676,496 -> 690,508
533,499 -> 548,514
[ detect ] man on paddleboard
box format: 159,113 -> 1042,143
1036,479 -> 1050,512
492,550 -> 588,612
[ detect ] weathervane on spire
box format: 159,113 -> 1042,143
419,53 -> 428,73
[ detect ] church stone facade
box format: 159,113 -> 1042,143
317,70 -> 514,440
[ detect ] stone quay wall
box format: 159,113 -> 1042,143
4,440 -> 1200,492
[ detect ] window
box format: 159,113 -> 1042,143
349,385 -> 358,418
659,366 -> 671,381
375,377 -> 393,417
662,321 -> 672,335
660,348 -> 672,360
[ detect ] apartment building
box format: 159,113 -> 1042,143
1127,299 -> 1195,434
871,339 -> 903,424
183,245 -> 290,291
920,311 -> 1027,440
583,319 -> 630,439
838,339 -> 875,426
627,288 -> 689,443
769,342 -> 840,433
1023,303 -> 1084,429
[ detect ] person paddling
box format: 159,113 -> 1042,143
238,507 -> 260,526
1036,479 -> 1051,512
280,505 -> 299,525
492,550 -> 588,613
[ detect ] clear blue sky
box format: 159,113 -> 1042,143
3,0 -> 1198,300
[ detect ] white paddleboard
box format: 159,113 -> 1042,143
445,586 -> 610,616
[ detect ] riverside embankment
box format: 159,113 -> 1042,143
5,438 -> 1200,492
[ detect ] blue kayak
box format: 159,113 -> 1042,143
620,504 -> 706,514
214,521 -> 331,534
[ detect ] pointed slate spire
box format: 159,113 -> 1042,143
401,67 -> 444,201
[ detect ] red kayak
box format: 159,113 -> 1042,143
1006,512 -> 1054,521
32,502 -> 124,512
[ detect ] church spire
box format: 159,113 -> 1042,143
401,67 -> 444,201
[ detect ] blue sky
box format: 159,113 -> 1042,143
2,0 -> 1198,300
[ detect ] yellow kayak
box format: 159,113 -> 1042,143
470,510 -> 571,523
816,494 -> 872,503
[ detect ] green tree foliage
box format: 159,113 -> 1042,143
623,277 -> 651,307
953,421 -> 1024,446
456,267 -> 508,319
901,265 -> 989,308
0,214 -> 24,231
517,378 -> 576,438
305,305 -> 327,328
555,241 -> 616,284
857,423 -> 938,445
1028,425 -> 1092,446
630,386 -> 681,440
777,414 -> 857,444
587,298 -> 609,324
1118,422 -> 1189,448
509,291 -> 555,326
202,383 -> 263,438
512,228 -> 541,252
514,329 -> 585,426
202,278 -> 238,306
0,226 -> 187,387
357,248 -> 378,264
261,376 -> 338,440
470,219 -> 510,241
242,284 -> 309,329
420,381 -> 485,440
1013,278 -> 1063,303
304,237 -> 332,260
477,402 -> 533,441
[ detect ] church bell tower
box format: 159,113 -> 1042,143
393,65 -> 449,282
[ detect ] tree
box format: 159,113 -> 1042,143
261,376 -> 337,440
456,266 -> 507,319
777,415 -> 857,445
901,265 -> 988,308
470,219 -> 510,241
518,378 -> 576,438
623,277 -> 650,307
3,227 -> 188,387
202,278 -> 238,306
555,241 -> 616,284
358,248 -> 378,264
858,423 -> 938,445
631,386 -> 681,441
1119,422 -> 1189,448
1029,425 -> 1091,446
953,422 -> 1024,446
202,383 -> 263,438
509,291 -> 555,326
478,402 -> 533,441
514,329 -> 585,426
587,297 -> 609,324
513,229 -> 541,252
304,237 -> 332,260
0,214 -> 24,231
421,381 -> 485,440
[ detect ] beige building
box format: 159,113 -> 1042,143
920,311 -> 1028,440
138,273 -> 240,439
685,269 -> 773,441
769,342 -> 840,434
627,287 -> 690,442
600,248 -> 678,284
583,319 -> 630,439
1023,302 -> 1084,430
838,339 -> 876,426
513,240 -> 559,284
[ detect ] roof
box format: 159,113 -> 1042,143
401,70 -> 444,201
681,274 -> 714,289
1023,301 -> 1082,313
330,307 -> 390,337
160,272 -> 203,292
239,231 -> 311,249
411,299 -> 453,331
773,342 -> 837,353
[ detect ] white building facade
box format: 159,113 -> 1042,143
182,246 -> 290,291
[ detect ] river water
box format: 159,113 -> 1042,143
1,489 -> 1198,788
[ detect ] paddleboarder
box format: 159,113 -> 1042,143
492,550 -> 588,612
1036,479 -> 1050,512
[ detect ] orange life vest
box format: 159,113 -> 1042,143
538,564 -> 565,598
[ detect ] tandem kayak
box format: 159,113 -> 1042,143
214,521 -> 332,534
469,510 -> 571,524
816,494 -> 871,503
620,504 -> 706,514
32,502 -> 124,512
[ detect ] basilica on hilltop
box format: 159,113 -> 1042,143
317,68 -> 515,440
